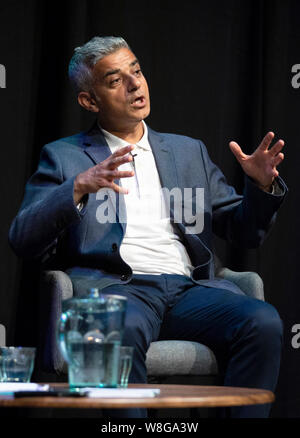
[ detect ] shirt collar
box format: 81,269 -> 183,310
98,121 -> 150,153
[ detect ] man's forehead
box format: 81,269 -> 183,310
94,48 -> 139,76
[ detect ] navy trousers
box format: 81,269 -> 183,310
77,273 -> 283,418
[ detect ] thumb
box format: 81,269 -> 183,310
229,141 -> 246,163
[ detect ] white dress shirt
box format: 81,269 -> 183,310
100,122 -> 193,276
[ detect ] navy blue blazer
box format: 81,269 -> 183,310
9,122 -> 287,293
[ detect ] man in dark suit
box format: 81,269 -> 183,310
9,36 -> 287,417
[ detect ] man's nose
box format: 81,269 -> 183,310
127,74 -> 140,91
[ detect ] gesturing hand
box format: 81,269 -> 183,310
73,145 -> 135,204
229,132 -> 285,191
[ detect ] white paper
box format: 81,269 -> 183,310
0,382 -> 49,394
85,388 -> 160,398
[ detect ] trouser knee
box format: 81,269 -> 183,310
242,301 -> 283,347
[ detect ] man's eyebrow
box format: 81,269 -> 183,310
103,59 -> 140,79
103,68 -> 120,79
130,58 -> 140,68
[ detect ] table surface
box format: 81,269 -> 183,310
0,384 -> 274,409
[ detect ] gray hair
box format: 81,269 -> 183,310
68,36 -> 130,93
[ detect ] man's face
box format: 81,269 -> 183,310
89,47 -> 150,130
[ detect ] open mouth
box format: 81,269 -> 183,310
131,96 -> 146,107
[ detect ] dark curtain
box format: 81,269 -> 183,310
1,0 -> 299,417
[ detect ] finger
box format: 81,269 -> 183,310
110,181 -> 130,194
112,144 -> 135,158
103,145 -> 134,169
258,131 -> 275,151
272,152 -> 284,167
106,169 -> 135,181
269,139 -> 285,156
107,153 -> 133,170
229,141 -> 247,162
101,145 -> 134,167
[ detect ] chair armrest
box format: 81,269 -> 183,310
38,270 -> 73,374
217,268 -> 265,301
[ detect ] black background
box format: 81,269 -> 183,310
0,0 -> 299,417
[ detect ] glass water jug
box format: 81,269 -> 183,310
57,290 -> 127,388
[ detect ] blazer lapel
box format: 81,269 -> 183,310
82,122 -> 127,231
82,122 -> 111,164
147,127 -> 179,190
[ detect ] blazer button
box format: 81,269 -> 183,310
111,243 -> 118,252
120,274 -> 129,281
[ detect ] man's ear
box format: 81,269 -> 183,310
77,91 -> 100,113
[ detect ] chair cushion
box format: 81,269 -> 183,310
146,340 -> 218,376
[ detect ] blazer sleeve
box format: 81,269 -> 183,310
198,140 -> 288,248
8,144 -> 86,259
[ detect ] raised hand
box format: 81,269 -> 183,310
229,132 -> 285,191
73,145 -> 135,203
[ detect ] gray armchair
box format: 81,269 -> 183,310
37,266 -> 264,385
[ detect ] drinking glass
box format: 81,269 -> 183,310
118,346 -> 134,388
0,347 -> 36,383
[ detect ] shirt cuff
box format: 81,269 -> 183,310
77,202 -> 84,212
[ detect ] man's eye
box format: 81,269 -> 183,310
135,69 -> 142,75
110,78 -> 121,85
